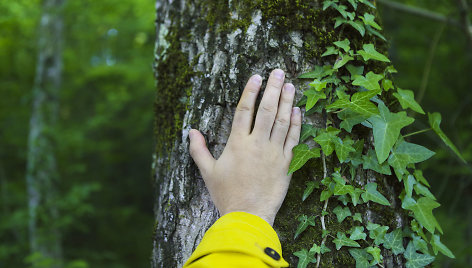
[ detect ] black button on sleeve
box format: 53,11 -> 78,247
264,247 -> 281,261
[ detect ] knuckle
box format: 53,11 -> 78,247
275,116 -> 290,127
236,104 -> 251,113
260,105 -> 277,114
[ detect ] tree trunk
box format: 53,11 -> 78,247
26,0 -> 65,266
152,1 -> 405,267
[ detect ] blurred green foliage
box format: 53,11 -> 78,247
0,0 -> 155,267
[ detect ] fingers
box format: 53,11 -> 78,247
270,83 -> 295,144
231,75 -> 262,136
283,107 -> 302,158
189,129 -> 216,177
252,69 -> 285,138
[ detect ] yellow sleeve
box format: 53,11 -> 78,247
183,212 -> 289,268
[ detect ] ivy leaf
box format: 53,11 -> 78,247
413,169 -> 430,187
358,44 -> 390,62
367,26 -> 387,41
322,0 -> 339,10
288,144 -> 321,174
412,234 -> 430,255
401,195 -> 417,210
359,0 -> 376,9
431,234 -> 455,258
428,112 -> 466,163
367,222 -> 389,245
339,110 -> 369,133
322,46 -> 339,57
302,181 -> 316,201
348,139 -> 365,167
298,65 -> 334,79
333,206 -> 352,223
383,229 -> 405,255
362,183 -> 390,206
334,4 -> 349,19
369,102 -> 415,164
349,188 -> 364,206
309,79 -> 328,92
349,248 -> 372,268
346,64 -> 364,77
362,149 -> 392,175
327,89 -> 381,117
349,226 -> 367,240
388,140 -> 435,180
314,127 -> 340,156
300,124 -> 319,142
382,79 -> 393,91
293,248 -> 317,268
320,189 -> 333,201
352,72 -> 383,91
404,174 -> 416,198
347,0 -> 357,9
414,183 -> 436,200
353,213 -> 363,223
366,246 -> 382,264
334,38 -> 350,52
360,13 -> 381,30
404,242 -> 435,268
408,197 -> 442,234
304,88 -> 327,111
333,232 -> 361,250
294,215 -> 316,239
334,183 -> 355,196
392,88 -> 425,114
333,136 -> 356,163
320,244 -> 331,254
347,20 -> 366,36
334,54 -> 354,69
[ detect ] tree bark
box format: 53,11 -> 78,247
152,1 -> 406,267
26,0 -> 65,266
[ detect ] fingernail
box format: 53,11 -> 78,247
252,74 -> 262,85
273,69 -> 284,80
293,107 -> 300,115
189,129 -> 195,140
284,83 -> 295,93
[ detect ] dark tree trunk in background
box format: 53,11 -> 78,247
26,0 -> 65,266
152,1 -> 405,267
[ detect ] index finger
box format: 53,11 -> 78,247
231,74 -> 262,136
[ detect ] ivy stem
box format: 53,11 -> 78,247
402,128 -> 432,138
316,152 -> 328,268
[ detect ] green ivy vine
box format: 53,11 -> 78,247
288,0 -> 463,267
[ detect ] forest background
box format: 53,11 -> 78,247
0,0 -> 470,267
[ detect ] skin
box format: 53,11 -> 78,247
188,69 -> 301,226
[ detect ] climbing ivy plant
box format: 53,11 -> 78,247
288,0 -> 462,267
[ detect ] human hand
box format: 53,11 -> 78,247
189,69 -> 301,226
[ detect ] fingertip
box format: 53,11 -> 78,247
272,69 -> 285,80
251,74 -> 262,85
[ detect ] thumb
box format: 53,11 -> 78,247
188,129 -> 215,175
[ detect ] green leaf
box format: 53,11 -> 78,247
404,174 -> 416,197
322,46 -> 339,57
411,234 -> 429,254
367,222 -> 389,245
382,79 -> 393,91
334,136 -> 356,163
359,0 -> 376,9
294,215 -> 316,239
333,232 -> 360,250
322,0 -> 339,10
327,89 -> 381,117
431,234 -> 455,258
320,189 -> 333,201
349,226 -> 367,240
362,183 -> 390,206
349,248 -> 372,268
289,144 -> 321,174
428,112 -> 466,162
353,213 -> 363,223
304,88 -> 327,111
333,206 -> 352,223
358,44 -> 390,62
366,246 -> 382,264
338,109 -> 369,133
362,149 -> 392,175
310,79 -> 328,92
352,72 -> 383,91
369,102 -> 415,164
298,65 -> 334,79
314,127 -> 340,156
320,244 -> 331,254
393,88 -> 425,114
414,183 -> 436,200
383,229 -> 405,255
361,13 -> 381,30
302,181 -> 316,201
347,0 -> 357,9
388,141 -> 435,180
347,20 -> 366,36
334,38 -> 350,52
334,54 -> 354,69
300,124 -> 319,142
408,197 -> 442,234
293,248 -> 317,268
349,188 -> 364,206
346,64 -> 364,77
413,169 -> 430,187
404,242 -> 435,268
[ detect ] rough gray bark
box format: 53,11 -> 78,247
152,1 -> 406,267
25,0 -> 65,266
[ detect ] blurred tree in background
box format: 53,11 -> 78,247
0,0 -> 470,267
